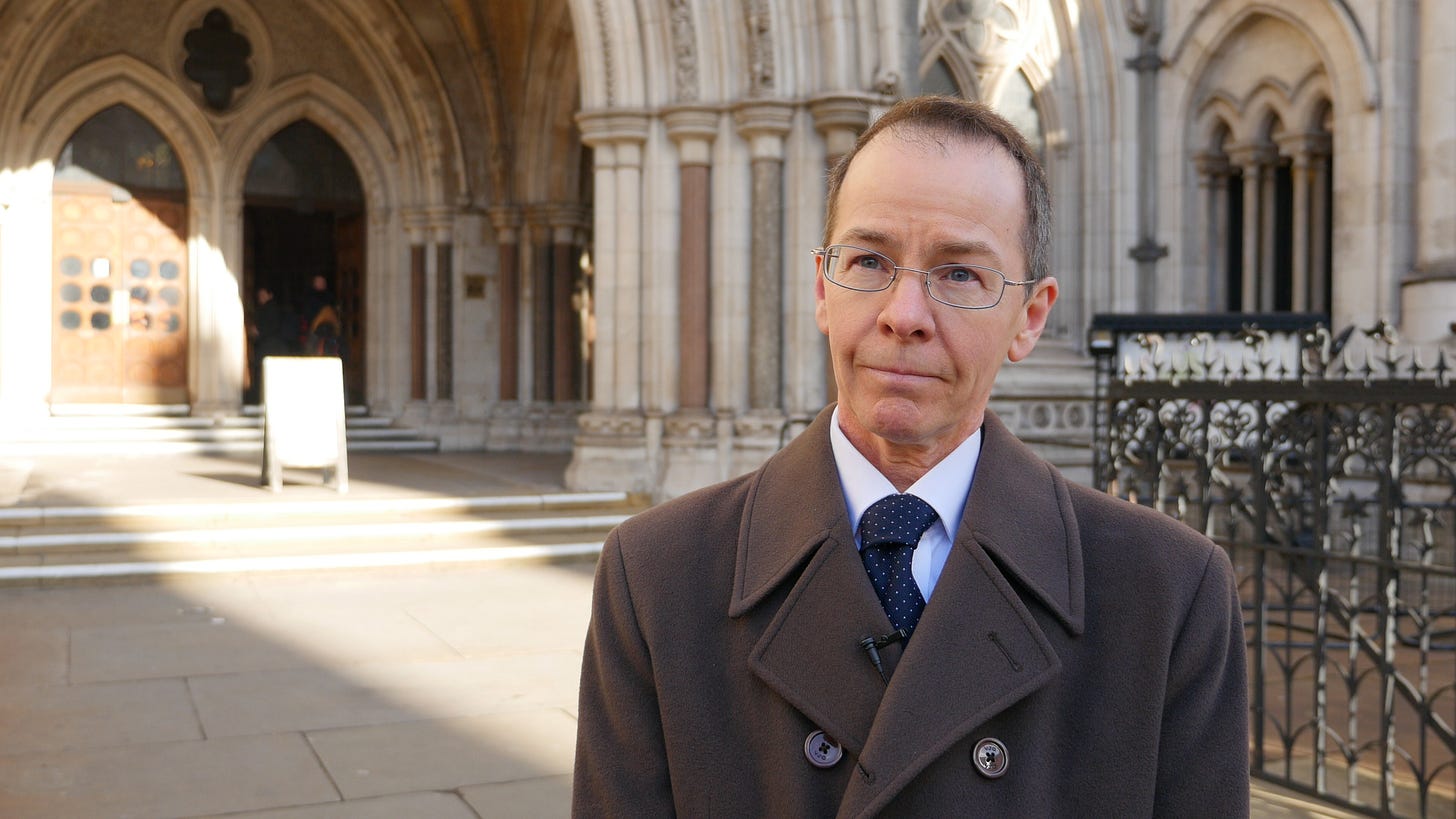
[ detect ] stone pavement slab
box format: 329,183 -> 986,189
0,625 -> 67,686
306,709 -> 578,800
0,733 -> 338,818
208,790 -> 483,819
0,678 -> 200,756
461,776 -> 572,818
188,651 -> 583,737
69,618 -> 315,684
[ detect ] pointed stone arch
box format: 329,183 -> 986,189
221,75 -> 397,213
1170,3 -> 1357,319
0,54 -> 235,411
19,55 -> 220,199
222,74 -> 407,412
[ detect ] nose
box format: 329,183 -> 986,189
878,269 -> 936,336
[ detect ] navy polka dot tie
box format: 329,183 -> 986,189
859,494 -> 938,641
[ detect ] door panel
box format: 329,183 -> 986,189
52,180 -> 189,404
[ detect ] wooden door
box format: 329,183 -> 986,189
335,212 -> 365,403
52,179 -> 189,404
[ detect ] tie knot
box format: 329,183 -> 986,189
859,493 -> 939,549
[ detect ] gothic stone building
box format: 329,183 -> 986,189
0,0 -> 1450,497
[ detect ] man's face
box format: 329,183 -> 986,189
815,131 -> 1057,471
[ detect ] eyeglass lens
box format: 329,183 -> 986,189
825,246 -> 1004,308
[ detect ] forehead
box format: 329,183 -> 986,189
833,130 -> 1027,267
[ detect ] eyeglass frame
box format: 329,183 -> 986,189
812,244 -> 1037,310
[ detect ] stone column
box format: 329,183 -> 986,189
1125,12 -> 1168,310
1404,0 -> 1456,341
488,207 -> 521,402
192,194 -> 246,416
434,230 -> 453,402
408,240 -> 428,401
1277,135 -> 1314,312
810,96 -> 872,408
1258,153 -> 1280,311
546,207 -> 585,403
733,102 -> 794,413
567,110 -> 653,493
661,105 -> 721,494
665,106 -> 717,411
1307,142 -> 1332,315
1230,144 -> 1277,312
810,94 -> 872,175
528,214 -> 554,403
1271,133 -> 1331,314
1193,151 -> 1232,311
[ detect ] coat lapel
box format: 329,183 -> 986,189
839,412 -> 1087,817
734,409 -> 1087,816
735,409 -> 894,754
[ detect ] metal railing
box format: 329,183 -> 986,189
1090,313 -> 1456,818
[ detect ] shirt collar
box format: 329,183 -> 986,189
829,406 -> 982,544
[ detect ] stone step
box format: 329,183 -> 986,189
0,491 -> 640,586
5,408 -> 438,455
2,438 -> 441,455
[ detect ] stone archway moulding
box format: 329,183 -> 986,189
1168,0 -> 1378,113
220,75 -> 398,213
19,55 -> 220,196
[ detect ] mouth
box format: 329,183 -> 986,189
863,364 -> 939,383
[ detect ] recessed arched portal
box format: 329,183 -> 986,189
242,120 -> 365,403
51,104 -> 190,405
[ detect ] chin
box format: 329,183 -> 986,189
862,402 -> 936,445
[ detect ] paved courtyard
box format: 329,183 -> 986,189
0,448 -> 1374,817
0,557 -> 1369,818
0,560 -> 594,818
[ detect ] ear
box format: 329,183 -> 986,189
814,252 -> 830,335
1007,276 -> 1057,362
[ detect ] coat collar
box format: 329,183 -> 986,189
732,406 -> 1086,815
731,407 -> 1084,635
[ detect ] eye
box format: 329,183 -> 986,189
938,265 -> 989,287
847,251 -> 886,271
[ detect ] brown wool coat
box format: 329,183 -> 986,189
574,408 -> 1249,818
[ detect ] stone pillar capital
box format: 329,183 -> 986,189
808,93 -> 874,160
1192,150 -> 1232,179
807,93 -> 874,135
1276,132 -> 1332,164
664,104 -> 720,166
402,206 -> 454,240
487,206 -> 522,243
575,109 -> 651,149
1227,142 -> 1280,169
733,100 -> 795,161
540,204 -> 588,243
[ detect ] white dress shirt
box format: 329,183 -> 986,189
828,406 -> 982,601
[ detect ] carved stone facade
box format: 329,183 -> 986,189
0,0 -> 1448,501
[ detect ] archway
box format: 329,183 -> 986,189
242,120 -> 365,404
51,104 -> 190,405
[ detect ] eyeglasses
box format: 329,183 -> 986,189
813,244 -> 1034,310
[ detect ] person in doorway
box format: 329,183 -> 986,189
245,285 -> 295,403
300,273 -> 346,360
573,95 -> 1249,816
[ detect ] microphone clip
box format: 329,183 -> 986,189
858,628 -> 908,683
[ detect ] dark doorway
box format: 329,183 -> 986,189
242,120 -> 365,403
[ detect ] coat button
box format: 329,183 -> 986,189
972,737 -> 1009,778
804,730 -> 843,768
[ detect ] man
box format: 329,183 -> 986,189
574,96 -> 1248,817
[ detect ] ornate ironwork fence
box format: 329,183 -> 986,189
1090,314 -> 1456,818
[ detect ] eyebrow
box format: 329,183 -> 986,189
838,229 -> 1004,267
